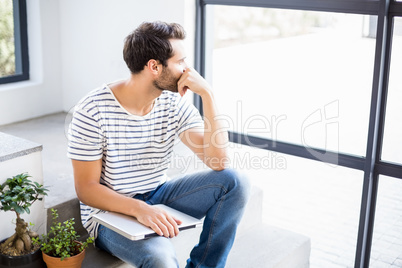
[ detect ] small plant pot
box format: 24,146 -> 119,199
42,248 -> 86,268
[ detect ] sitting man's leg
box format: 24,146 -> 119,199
149,168 -> 251,268
96,224 -> 179,268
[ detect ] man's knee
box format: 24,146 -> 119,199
217,168 -> 251,205
142,248 -> 178,268
142,256 -> 178,268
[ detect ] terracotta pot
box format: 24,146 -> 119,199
42,247 -> 86,268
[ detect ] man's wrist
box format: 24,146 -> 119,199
199,87 -> 214,100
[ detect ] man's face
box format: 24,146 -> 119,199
153,39 -> 187,93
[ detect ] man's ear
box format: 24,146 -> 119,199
147,59 -> 160,75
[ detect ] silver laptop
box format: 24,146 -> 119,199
92,204 -> 203,240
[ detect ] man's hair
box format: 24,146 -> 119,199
123,21 -> 186,74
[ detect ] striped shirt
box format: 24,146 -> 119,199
67,85 -> 204,238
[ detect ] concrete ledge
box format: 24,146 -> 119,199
77,185 -> 310,267
0,132 -> 46,241
83,246 -> 125,268
227,224 -> 311,268
82,223 -> 311,268
0,132 -> 42,162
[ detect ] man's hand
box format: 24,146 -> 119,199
135,203 -> 182,238
177,67 -> 212,97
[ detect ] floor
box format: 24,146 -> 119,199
1,112 -> 402,268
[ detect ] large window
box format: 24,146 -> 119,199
0,0 -> 29,84
195,0 -> 402,267
209,6 -> 375,157
382,17 -> 402,165
230,144 -> 363,267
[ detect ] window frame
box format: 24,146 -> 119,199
0,0 -> 29,84
194,0 -> 402,267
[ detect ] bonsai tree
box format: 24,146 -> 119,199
35,208 -> 94,261
0,173 -> 48,256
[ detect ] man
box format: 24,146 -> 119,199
67,21 -> 250,268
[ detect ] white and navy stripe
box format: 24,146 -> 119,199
67,85 -> 203,238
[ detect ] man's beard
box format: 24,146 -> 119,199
153,68 -> 179,93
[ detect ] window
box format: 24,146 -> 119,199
382,17 -> 402,165
234,145 -> 363,267
0,0 -> 29,84
371,176 -> 402,266
196,0 -> 402,267
208,6 -> 374,157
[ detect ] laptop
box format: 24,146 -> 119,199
92,204 -> 203,240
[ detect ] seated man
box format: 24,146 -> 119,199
67,21 -> 250,268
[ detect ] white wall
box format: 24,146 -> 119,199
59,0 -> 193,111
0,0 -> 62,126
0,0 -> 195,124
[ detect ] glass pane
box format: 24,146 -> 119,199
382,17 -> 402,164
208,6 -> 376,156
0,0 -> 16,78
370,176 -> 402,267
227,144 -> 363,267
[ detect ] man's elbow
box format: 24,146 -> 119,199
74,182 -> 94,205
210,165 -> 227,171
206,153 -> 229,171
75,185 -> 86,203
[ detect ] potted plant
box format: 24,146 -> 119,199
34,208 -> 94,268
0,173 -> 48,268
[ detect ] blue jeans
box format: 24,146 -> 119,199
95,168 -> 250,268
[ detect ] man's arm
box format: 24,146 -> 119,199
178,67 -> 229,171
72,159 -> 181,237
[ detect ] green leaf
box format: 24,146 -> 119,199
12,186 -> 23,194
14,206 -> 24,215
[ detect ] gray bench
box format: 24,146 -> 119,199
49,185 -> 311,268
